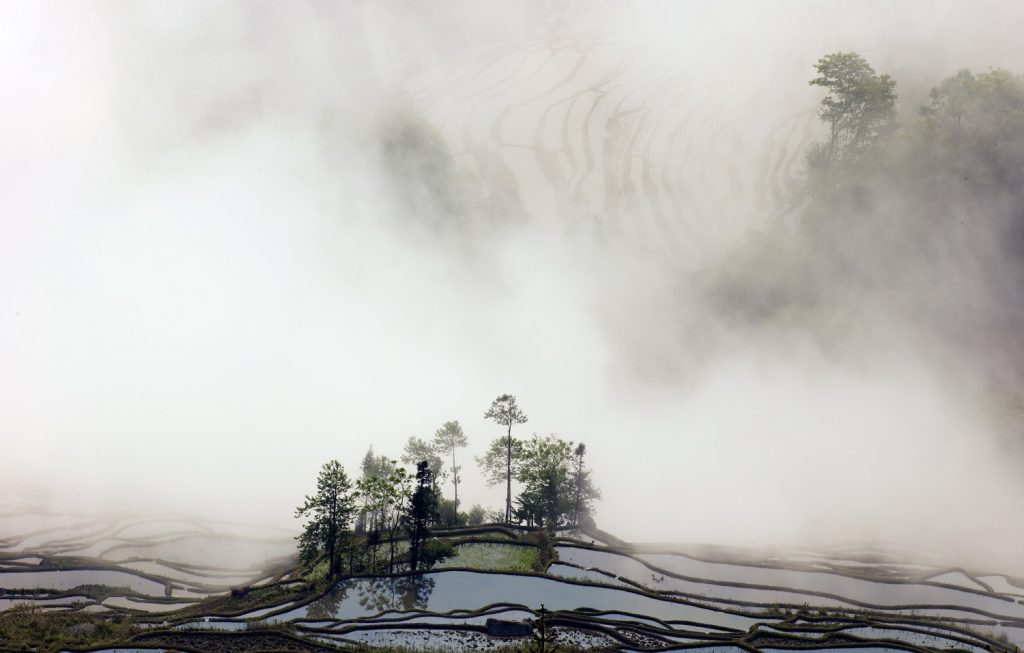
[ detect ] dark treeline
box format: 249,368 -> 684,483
709,52 -> 1024,442
294,393 -> 600,580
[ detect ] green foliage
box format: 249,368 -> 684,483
356,463 -> 412,573
528,529 -> 558,572
405,461 -> 440,572
433,420 -> 469,507
917,68 -> 1024,194
0,604 -> 138,652
378,105 -> 507,233
401,435 -> 445,487
922,68 -> 1024,138
486,507 -> 508,523
65,583 -> 135,602
512,435 -> 599,530
570,443 -> 601,526
433,420 -> 469,451
433,542 -> 538,571
485,394 -> 529,430
477,435 -> 527,488
436,497 -> 468,527
361,446 -> 399,480
295,460 -> 357,579
809,51 -> 896,165
304,558 -> 329,584
514,435 -> 574,530
752,55 -> 1024,364
467,503 -> 487,525
705,229 -> 827,328
419,538 -> 457,570
483,393 -> 530,524
176,582 -> 307,619
805,57 -> 1024,221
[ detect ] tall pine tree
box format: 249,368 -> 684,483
295,460 -> 356,579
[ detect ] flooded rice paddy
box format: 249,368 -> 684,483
3,495 -> 1023,652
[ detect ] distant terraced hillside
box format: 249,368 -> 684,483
403,29 -> 819,261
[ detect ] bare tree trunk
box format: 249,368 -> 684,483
388,524 -> 396,574
451,447 -> 458,509
505,421 -> 512,524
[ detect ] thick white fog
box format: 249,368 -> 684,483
3,1 -> 1024,572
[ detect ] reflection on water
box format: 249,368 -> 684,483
288,570 -> 757,631
306,585 -> 347,620
357,575 -> 436,613
305,575 -> 436,620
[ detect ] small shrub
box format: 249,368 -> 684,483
529,531 -> 557,572
467,504 -> 487,525
437,499 -> 467,527
420,538 -> 457,569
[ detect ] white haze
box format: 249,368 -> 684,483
2,1 -> 1024,572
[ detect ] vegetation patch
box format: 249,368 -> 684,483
0,603 -> 138,653
170,581 -> 308,619
433,543 -> 537,572
528,531 -> 558,572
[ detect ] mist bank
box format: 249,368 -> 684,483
3,1 -> 1024,573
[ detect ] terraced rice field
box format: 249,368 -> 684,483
1,10 -> 1018,652
403,24 -> 819,261
2,491 -> 1023,652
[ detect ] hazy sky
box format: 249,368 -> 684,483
3,1 -> 1024,571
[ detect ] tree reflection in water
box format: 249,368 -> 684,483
306,583 -> 350,620
358,575 -> 436,613
299,575 -> 436,620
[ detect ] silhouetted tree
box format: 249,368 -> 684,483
511,435 -> 600,530
529,604 -> 559,653
295,460 -> 357,579
401,436 -> 444,492
482,394 -> 529,523
405,461 -> 439,572
432,420 -> 468,508
515,435 -> 573,530
571,443 -> 601,526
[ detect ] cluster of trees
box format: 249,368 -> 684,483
804,51 -> 1024,191
394,420 -> 470,528
806,51 -> 896,169
296,393 -> 600,580
802,54 -> 1024,357
710,51 -> 1024,374
805,52 -> 1024,245
476,394 -> 600,530
295,457 -> 453,579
